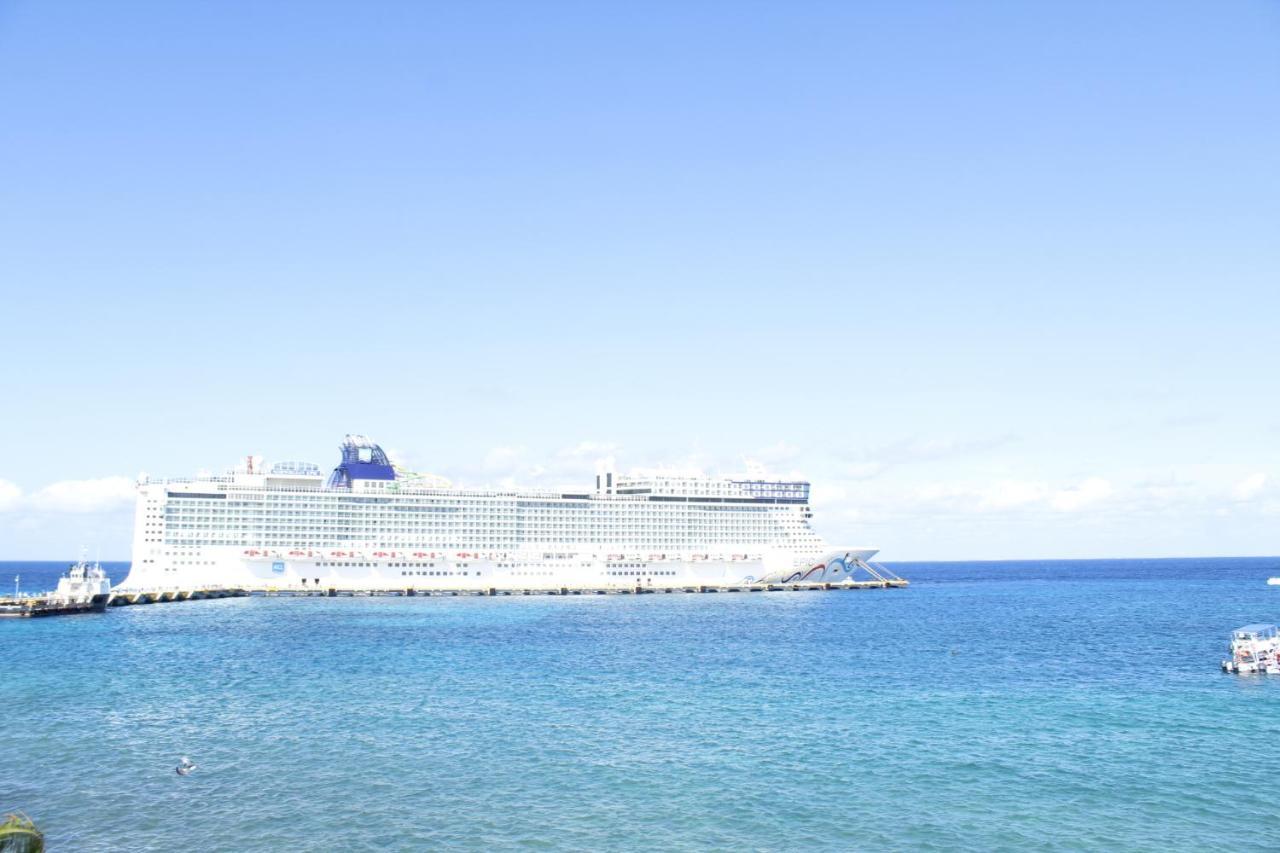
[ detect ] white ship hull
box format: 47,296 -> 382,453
120,436 -> 882,593
120,547 -> 880,592
241,549 -> 872,590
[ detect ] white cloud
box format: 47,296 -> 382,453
555,442 -> 624,479
983,480 -> 1050,510
1135,476 -> 1195,504
1233,473 -> 1268,502
0,480 -> 22,512
740,441 -> 803,480
841,434 -> 1015,480
557,441 -> 621,460
911,479 -> 1048,512
628,462 -> 707,478
1050,477 -> 1113,512
809,483 -> 849,507
845,462 -> 886,480
482,446 -> 524,472
905,476 -> 1113,515
28,477 -> 135,513
471,442 -> 625,490
383,447 -> 416,470
742,440 -> 800,466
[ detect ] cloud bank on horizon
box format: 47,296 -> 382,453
0,438 -> 1274,561
0,477 -> 136,514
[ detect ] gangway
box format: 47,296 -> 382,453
848,558 -> 909,587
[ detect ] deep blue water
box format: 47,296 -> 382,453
3,557 -> 1280,851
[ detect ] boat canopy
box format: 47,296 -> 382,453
1233,624 -> 1278,639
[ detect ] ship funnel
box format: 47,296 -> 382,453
328,435 -> 397,488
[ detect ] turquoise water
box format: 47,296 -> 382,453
3,557 -> 1280,851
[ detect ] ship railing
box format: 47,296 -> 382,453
145,480 -> 665,501
143,476 -> 234,486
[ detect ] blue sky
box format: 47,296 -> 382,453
1,1 -> 1277,560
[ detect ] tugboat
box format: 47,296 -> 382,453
1221,624 -> 1280,674
0,556 -> 112,618
50,555 -> 113,612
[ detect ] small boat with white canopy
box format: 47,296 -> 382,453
0,554 -> 112,618
1221,624 -> 1280,674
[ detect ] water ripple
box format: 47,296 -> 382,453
2,557 -> 1279,850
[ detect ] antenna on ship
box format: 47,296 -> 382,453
13,575 -> 17,601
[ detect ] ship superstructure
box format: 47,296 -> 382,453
121,435 -> 880,591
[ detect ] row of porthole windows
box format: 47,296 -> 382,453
161,512 -> 790,524
167,510 -> 801,520
165,513 -> 780,525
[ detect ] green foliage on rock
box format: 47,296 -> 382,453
0,813 -> 43,853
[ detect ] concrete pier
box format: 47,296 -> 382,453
107,588 -> 247,606
143,579 -> 907,599
6,578 -> 906,615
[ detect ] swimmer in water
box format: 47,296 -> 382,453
175,757 -> 197,776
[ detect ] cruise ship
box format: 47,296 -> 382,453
121,435 -> 883,592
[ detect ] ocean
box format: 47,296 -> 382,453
2,557 -> 1279,851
